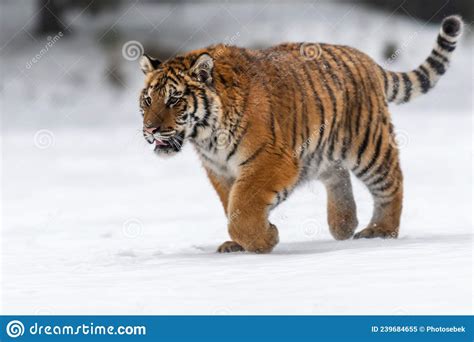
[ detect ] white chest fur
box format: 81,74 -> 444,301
194,143 -> 239,180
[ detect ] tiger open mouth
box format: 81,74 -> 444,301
145,131 -> 185,155
152,137 -> 177,153
154,138 -> 170,148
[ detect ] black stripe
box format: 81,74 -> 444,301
327,46 -> 358,160
270,112 -> 276,145
189,92 -> 200,138
261,82 -> 276,145
198,90 -> 211,127
189,92 -> 199,118
167,76 -> 179,87
402,73 -> 412,103
369,169 -> 391,188
167,68 -> 182,83
371,109 -> 382,143
437,35 -> 456,52
389,73 -> 399,102
337,48 -> 365,151
229,83 -> 250,134
226,123 -> 249,161
349,59 -> 365,134
356,122 -> 371,167
353,56 -> 376,167
372,178 -> 399,196
311,57 -> 337,157
344,53 -> 363,148
427,57 -> 446,75
321,47 -> 343,90
326,47 -> 357,95
319,50 -> 341,143
375,183 -> 401,198
291,101 -> 298,150
239,143 -> 267,166
327,123 -> 337,160
290,71 -> 299,150
414,69 -> 430,94
273,191 -> 281,206
381,67 -> 388,95
362,140 -> 392,186
197,94 -> 211,127
368,155 -> 394,187
324,47 -> 350,160
217,73 -> 228,88
290,67 -> 309,154
355,132 -> 383,178
301,63 -> 325,153
298,72 -> 310,157
432,50 -> 449,64
192,92 -> 213,141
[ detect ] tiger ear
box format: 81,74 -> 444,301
139,54 -> 161,74
190,53 -> 213,84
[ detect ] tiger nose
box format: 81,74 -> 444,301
144,126 -> 158,134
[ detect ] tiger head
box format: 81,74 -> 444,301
138,52 -> 221,157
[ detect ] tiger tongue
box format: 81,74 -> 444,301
155,139 -> 168,147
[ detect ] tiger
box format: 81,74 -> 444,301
138,15 -> 463,253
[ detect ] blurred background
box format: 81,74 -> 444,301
1,1 -> 472,314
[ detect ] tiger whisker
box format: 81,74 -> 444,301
169,138 -> 179,150
173,138 -> 182,149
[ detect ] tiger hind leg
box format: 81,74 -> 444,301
320,165 -> 358,240
354,145 -> 403,239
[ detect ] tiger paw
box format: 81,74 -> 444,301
240,224 -> 279,254
353,225 -> 398,239
217,241 -> 245,253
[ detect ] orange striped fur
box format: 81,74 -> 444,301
138,16 -> 463,253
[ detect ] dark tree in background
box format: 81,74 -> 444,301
35,0 -> 67,35
35,0 -> 123,36
367,0 -> 473,22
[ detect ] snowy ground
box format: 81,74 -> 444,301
1,2 -> 472,315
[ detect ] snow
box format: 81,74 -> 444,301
1,2 -> 472,315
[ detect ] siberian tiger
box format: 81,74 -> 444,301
138,16 -> 463,253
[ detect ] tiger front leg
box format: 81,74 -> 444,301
226,151 -> 299,253
205,167 -> 233,216
204,168 -> 245,253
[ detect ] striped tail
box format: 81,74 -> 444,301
381,15 -> 463,104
